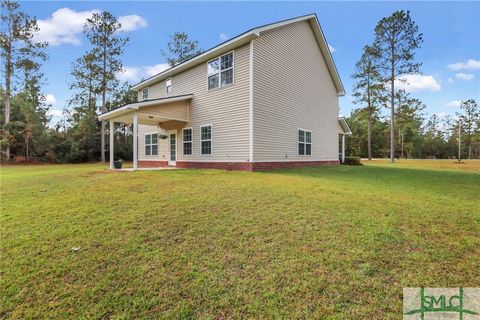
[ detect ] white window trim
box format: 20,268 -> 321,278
207,51 -> 234,91
142,88 -> 149,101
165,77 -> 172,94
144,132 -> 158,156
182,127 -> 193,156
298,128 -> 312,156
200,124 -> 213,155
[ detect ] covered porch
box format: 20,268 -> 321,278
98,94 -> 193,170
338,117 -> 352,163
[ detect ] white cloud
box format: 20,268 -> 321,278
144,64 -> 170,77
447,77 -> 454,83
45,93 -> 57,105
445,100 -> 462,108
455,73 -> 475,81
447,59 -> 480,71
36,8 -> 147,46
117,63 -> 170,82
118,14 -> 147,32
395,74 -> 441,93
36,8 -> 98,46
47,109 -> 63,117
328,44 -> 336,53
219,32 -> 230,42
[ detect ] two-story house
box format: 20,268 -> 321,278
98,13 -> 351,171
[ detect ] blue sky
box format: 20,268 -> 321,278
20,1 -> 480,124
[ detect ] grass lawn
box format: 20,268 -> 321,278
1,160 -> 479,319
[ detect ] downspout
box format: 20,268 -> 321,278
249,39 -> 254,164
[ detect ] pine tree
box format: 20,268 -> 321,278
0,0 -> 47,160
457,99 -> 479,159
83,11 -> 128,162
352,45 -> 385,160
372,10 -> 423,162
162,32 -> 202,67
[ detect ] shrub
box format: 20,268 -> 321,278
342,156 -> 362,166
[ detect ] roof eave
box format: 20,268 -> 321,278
131,14 -> 345,96
307,16 -> 345,96
131,33 -> 259,91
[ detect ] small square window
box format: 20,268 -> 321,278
142,88 -> 148,100
166,78 -> 172,93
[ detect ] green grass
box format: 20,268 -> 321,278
1,161 -> 479,319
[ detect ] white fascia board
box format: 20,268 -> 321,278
308,18 -> 345,96
338,118 -> 352,135
253,14 -> 316,33
98,105 -> 138,120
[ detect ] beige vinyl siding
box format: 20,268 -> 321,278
253,21 -> 339,161
139,100 -> 190,121
137,44 -> 251,161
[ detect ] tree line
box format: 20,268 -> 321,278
348,10 -> 479,160
1,0 -> 201,163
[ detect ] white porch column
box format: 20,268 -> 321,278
341,134 -> 346,163
109,120 -> 114,169
133,113 -> 138,171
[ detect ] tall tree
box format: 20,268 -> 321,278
69,52 -> 100,113
0,0 -> 47,160
457,99 -> 479,159
372,10 -> 423,162
352,45 -> 385,160
83,11 -> 128,162
423,114 -> 447,159
162,31 -> 202,67
394,90 -> 425,158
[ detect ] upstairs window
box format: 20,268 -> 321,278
207,52 -> 234,90
183,128 -> 192,155
145,133 -> 158,156
166,78 -> 172,93
298,129 -> 311,156
200,125 -> 212,155
142,88 -> 149,100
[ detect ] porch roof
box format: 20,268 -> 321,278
98,94 -> 194,125
338,117 -> 352,135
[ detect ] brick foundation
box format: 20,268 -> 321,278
176,161 -> 252,171
138,160 -> 168,168
176,160 -> 339,171
251,160 -> 339,171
